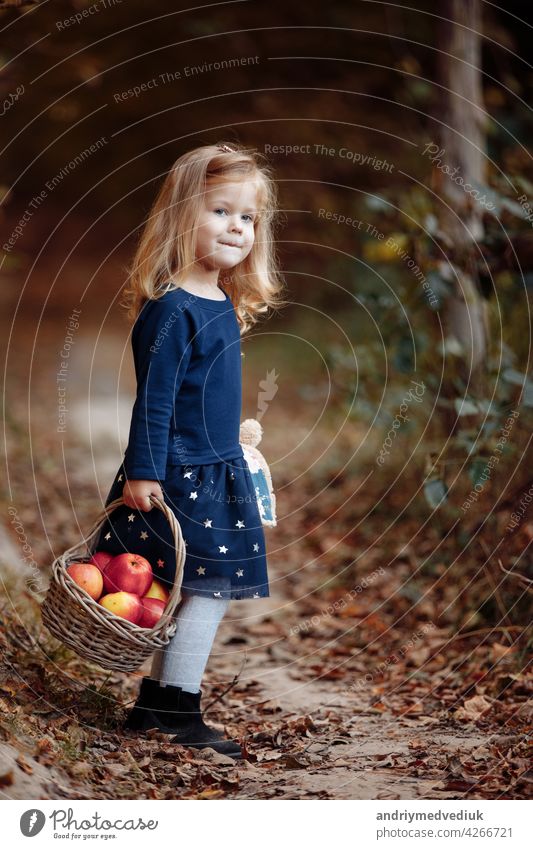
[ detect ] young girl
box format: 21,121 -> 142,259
92,142 -> 284,759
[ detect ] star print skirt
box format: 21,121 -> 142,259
91,454 -> 270,601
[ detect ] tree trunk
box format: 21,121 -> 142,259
435,0 -> 489,429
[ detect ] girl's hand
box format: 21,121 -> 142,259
122,480 -> 163,512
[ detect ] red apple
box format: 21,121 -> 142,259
103,552 -> 153,596
138,597 -> 166,628
90,551 -> 114,573
143,578 -> 170,604
67,563 -> 103,601
99,591 -> 142,624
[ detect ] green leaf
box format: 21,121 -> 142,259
502,368 -> 533,406
423,478 -> 449,509
519,381 -> 533,407
393,336 -> 415,373
502,367 -> 529,385
481,419 -> 500,437
468,458 -> 489,487
364,196 -> 390,212
424,270 -> 453,308
454,398 -> 479,416
398,581 -> 423,603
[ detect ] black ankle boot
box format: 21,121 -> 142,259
169,689 -> 243,759
123,678 -> 189,734
123,679 -> 243,759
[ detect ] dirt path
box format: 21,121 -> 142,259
1,322 -> 529,800
207,626 -> 491,799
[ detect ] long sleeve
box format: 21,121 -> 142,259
123,297 -> 194,480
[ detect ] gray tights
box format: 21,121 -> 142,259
150,593 -> 230,694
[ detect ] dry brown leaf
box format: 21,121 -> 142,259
402,702 -> 426,715
491,642 -> 516,660
408,736 -> 428,750
15,754 -> 33,775
455,695 -> 493,721
0,768 -> 14,788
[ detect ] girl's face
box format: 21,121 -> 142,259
194,179 -> 259,272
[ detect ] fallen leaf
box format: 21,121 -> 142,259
15,754 -> 33,775
402,702 -> 425,715
373,754 -> 395,767
408,737 -> 427,749
491,642 -> 516,661
455,695 -> 493,721
280,754 -> 308,769
0,768 -> 14,787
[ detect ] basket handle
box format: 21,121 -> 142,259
60,494 -> 186,628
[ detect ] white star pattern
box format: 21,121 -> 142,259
110,452 -> 267,598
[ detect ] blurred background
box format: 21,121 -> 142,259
0,0 -> 531,800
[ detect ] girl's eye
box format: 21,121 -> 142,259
213,208 -> 254,223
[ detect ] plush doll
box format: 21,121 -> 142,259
239,418 -> 277,527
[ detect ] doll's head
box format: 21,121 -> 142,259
123,142 -> 286,333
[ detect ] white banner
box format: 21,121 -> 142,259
2,799 -> 530,848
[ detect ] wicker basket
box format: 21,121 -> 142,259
40,495 -> 186,672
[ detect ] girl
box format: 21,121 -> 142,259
92,142 -> 285,759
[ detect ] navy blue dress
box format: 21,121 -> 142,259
91,286 -> 269,601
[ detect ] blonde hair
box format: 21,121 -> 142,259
120,142 -> 286,334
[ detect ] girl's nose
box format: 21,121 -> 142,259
230,216 -> 243,232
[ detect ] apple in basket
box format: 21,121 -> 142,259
138,597 -> 166,628
99,591 -> 142,624
144,578 -> 170,604
89,551 -> 114,573
66,563 -> 103,601
103,553 -> 153,596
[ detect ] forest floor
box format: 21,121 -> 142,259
0,312 -> 531,800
